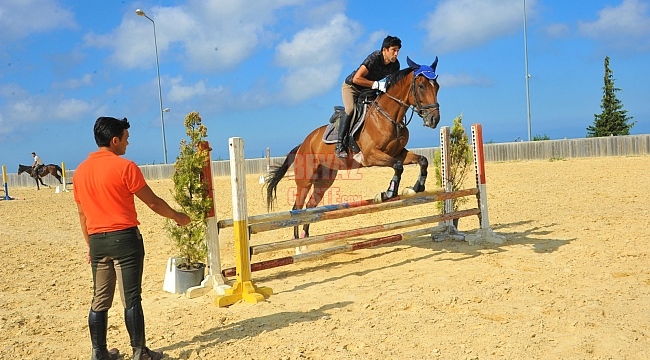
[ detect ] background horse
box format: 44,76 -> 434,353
265,57 -> 441,239
18,164 -> 63,190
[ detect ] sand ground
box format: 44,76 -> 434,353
1,156 -> 649,359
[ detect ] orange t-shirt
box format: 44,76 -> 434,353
73,151 -> 147,235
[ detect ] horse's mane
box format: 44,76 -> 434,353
386,67 -> 415,89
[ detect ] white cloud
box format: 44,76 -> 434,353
88,0 -> 310,72
422,0 -> 537,53
53,98 -> 93,120
578,0 -> 650,52
54,74 -> 94,89
440,73 -> 492,87
275,14 -> 361,102
167,77 -> 221,103
280,65 -> 342,102
544,23 -> 570,38
276,14 -> 356,66
0,83 -> 94,136
0,0 -> 76,40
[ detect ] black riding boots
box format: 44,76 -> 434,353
125,302 -> 163,360
88,310 -> 119,360
336,112 -> 350,158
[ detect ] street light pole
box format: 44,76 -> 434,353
523,0 -> 532,141
136,8 -> 168,164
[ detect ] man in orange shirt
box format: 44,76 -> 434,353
74,117 -> 190,360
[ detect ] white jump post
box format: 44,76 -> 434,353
259,146 -> 271,184
214,137 -> 272,307
433,124 -> 503,244
185,141 -> 231,298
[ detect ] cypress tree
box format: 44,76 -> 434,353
587,56 -> 635,137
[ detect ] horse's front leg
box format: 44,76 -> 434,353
383,161 -> 404,200
397,150 -> 428,193
363,150 -> 404,201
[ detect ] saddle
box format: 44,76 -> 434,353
322,89 -> 378,145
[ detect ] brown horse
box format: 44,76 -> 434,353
18,164 -> 63,190
265,57 -> 441,239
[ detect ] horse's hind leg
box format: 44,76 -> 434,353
301,167 -> 337,239
292,185 -> 311,239
296,167 -> 337,254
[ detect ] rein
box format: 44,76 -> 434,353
372,73 -> 439,136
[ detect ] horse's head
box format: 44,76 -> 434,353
407,57 -> 440,129
17,165 -> 26,175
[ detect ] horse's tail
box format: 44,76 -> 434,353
52,164 -> 63,175
264,145 -> 300,211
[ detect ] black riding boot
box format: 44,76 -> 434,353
88,310 -> 119,360
336,113 -> 352,158
125,302 -> 163,360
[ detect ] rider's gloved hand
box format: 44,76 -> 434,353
372,78 -> 387,92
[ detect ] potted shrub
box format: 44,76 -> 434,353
164,111 -> 212,294
433,114 -> 473,229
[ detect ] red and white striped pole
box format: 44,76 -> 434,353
186,141 -> 230,298
469,123 -> 504,244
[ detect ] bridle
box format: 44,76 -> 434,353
372,71 -> 439,130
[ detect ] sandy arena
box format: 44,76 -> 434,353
1,156 -> 650,359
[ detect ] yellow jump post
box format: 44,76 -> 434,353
2,165 -> 15,200
214,137 -> 272,307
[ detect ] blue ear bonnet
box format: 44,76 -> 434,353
414,65 -> 438,80
407,56 -> 439,80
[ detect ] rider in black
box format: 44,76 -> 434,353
338,36 -> 402,158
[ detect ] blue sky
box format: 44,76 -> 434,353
1,0 -> 649,170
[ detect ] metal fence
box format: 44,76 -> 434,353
3,133 -> 649,188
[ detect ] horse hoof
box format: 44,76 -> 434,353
401,187 -> 416,197
295,246 -> 308,255
374,193 -> 383,203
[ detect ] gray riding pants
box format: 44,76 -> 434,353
89,227 -> 144,311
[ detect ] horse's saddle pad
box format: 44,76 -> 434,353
322,105 -> 367,144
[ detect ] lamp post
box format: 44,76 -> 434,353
523,0 -> 532,141
136,8 -> 168,164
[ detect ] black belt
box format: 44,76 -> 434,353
89,226 -> 138,237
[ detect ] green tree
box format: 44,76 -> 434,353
165,111 -> 212,269
433,114 -> 473,214
587,56 -> 635,137
532,134 -> 550,141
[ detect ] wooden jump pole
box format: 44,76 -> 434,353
217,195 -> 399,229
214,137 -> 272,307
248,189 -> 476,234
185,141 -> 230,298
249,202 -> 479,255
222,224 -> 450,277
